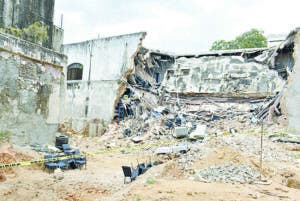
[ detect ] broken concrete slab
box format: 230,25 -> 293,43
189,125 -> 207,139
131,136 -> 143,143
173,127 -> 188,138
156,144 -> 190,155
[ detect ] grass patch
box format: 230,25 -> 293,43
145,178 -> 156,185
0,131 -> 11,142
134,194 -> 142,201
292,153 -> 300,159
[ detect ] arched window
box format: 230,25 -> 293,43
67,63 -> 83,80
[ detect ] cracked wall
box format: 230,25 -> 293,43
63,32 -> 146,130
0,32 -> 66,145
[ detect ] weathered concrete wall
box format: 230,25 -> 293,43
63,32 -> 145,127
162,56 -> 285,97
52,26 -> 63,52
0,0 -> 63,51
0,0 -> 14,27
286,31 -> 300,134
0,0 -> 54,28
66,81 -> 120,130
0,32 -> 66,145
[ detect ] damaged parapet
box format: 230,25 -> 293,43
0,31 -> 67,145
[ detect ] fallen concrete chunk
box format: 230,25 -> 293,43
53,168 -> 64,180
156,144 -> 189,154
47,145 -> 60,153
131,136 -> 143,143
156,146 -> 172,154
153,106 -> 167,113
189,125 -> 207,139
173,127 -> 188,138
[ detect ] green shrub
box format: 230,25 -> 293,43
5,26 -> 24,37
145,178 -> 156,185
0,131 -> 11,142
23,21 -> 48,44
135,195 -> 142,201
0,21 -> 48,44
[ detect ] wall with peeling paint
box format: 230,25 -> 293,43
63,32 -> 145,127
0,32 -> 66,145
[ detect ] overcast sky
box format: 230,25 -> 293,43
54,0 -> 300,54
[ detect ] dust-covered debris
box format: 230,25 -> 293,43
193,163 -> 260,184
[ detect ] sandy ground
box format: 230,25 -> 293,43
0,133 -> 300,201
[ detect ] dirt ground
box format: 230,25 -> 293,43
0,132 -> 300,201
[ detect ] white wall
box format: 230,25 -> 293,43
64,32 -> 145,81
63,32 -> 145,125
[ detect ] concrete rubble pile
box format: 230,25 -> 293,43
218,134 -> 293,162
111,31 -> 297,142
193,163 -> 260,184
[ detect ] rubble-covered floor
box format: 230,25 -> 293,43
0,123 -> 300,201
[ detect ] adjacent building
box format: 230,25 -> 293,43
0,0 -> 63,51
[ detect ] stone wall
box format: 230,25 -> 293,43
4,0 -> 55,28
162,56 -> 285,97
0,32 -> 66,146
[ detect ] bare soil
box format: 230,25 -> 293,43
0,133 -> 300,201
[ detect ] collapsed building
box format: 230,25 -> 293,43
62,28 -> 300,136
0,14 -> 298,146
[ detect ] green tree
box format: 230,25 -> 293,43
210,29 -> 267,51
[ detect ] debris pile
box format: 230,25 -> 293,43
218,134 -> 292,162
194,163 -> 260,184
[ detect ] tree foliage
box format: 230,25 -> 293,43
210,29 -> 267,51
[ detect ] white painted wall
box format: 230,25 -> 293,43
64,32 -> 145,81
63,32 -> 145,125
